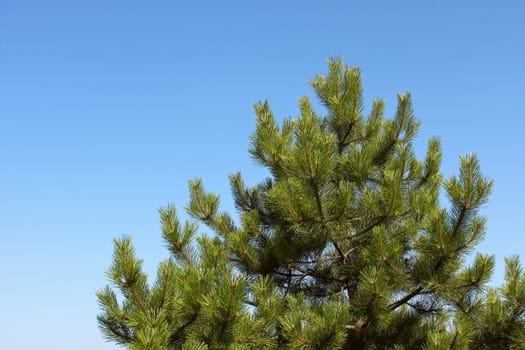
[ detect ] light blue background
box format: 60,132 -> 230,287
1,1 -> 523,348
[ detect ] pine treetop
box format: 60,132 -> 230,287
98,58 -> 524,350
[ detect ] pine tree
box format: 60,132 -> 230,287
97,58 -> 525,349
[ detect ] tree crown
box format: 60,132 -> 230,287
98,58 -> 524,350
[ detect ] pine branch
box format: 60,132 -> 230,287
158,267 -> 170,310
101,318 -> 135,344
337,120 -> 356,153
388,286 -> 424,310
352,215 -> 387,239
308,176 -> 352,297
345,319 -> 366,331
451,205 -> 467,237
169,305 -> 201,346
130,287 -> 148,315
450,329 -> 460,349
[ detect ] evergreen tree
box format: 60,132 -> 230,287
97,59 -> 525,349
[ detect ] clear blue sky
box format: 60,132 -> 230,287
1,1 -> 523,348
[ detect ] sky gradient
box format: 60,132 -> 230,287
1,1 -> 524,348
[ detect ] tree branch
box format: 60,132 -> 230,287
388,286 -> 424,310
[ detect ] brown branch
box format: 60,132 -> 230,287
388,286 -> 424,310
158,267 -> 170,310
450,329 -> 459,349
337,120 -> 356,153
104,320 -> 135,343
293,266 -> 347,284
130,288 -> 148,315
352,215 -> 386,239
169,306 -> 200,346
451,205 -> 467,237
345,319 -> 367,331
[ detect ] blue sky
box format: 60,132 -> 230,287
0,1 -> 523,348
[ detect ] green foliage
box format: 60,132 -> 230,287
98,58 -> 522,349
